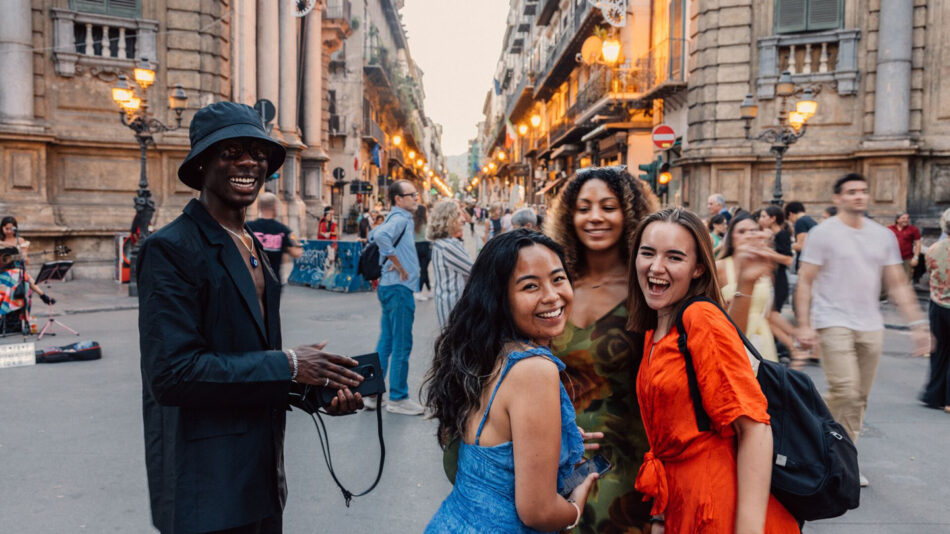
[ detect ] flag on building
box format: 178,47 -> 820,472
371,143 -> 381,168
493,78 -> 501,95
505,118 -> 515,147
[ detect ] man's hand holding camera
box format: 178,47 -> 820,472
288,341 -> 365,414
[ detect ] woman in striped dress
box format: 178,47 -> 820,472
428,200 -> 474,327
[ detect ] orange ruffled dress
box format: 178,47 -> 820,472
635,302 -> 799,533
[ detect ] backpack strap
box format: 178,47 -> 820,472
675,295 -> 766,433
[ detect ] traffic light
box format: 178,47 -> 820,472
657,163 -> 671,197
637,157 -> 661,192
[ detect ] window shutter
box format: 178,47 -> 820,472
107,0 -> 141,18
774,0 -> 807,34
70,0 -> 108,15
807,0 -> 842,31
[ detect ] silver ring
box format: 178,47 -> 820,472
324,377 -> 330,387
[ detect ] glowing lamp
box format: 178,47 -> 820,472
530,114 -> 541,128
740,93 -> 758,120
133,58 -> 156,89
788,111 -> 806,131
601,38 -> 622,65
518,123 -> 528,136
796,88 -> 817,120
658,171 -> 672,186
408,150 -> 416,159
393,135 -> 402,146
112,75 -> 133,104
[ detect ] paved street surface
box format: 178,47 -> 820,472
1,226 -> 948,533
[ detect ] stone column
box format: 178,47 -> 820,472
300,9 -> 328,237
0,0 -> 34,123
872,0 -> 913,138
256,0 -> 281,140
278,1 -> 299,144
233,0 -> 257,105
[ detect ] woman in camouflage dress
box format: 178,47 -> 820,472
546,167 -> 659,533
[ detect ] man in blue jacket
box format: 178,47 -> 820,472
365,180 -> 423,415
137,102 -> 363,533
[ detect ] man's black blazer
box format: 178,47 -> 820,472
138,199 -> 291,534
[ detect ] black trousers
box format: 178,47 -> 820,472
921,301 -> 950,408
206,515 -> 282,534
416,241 -> 432,291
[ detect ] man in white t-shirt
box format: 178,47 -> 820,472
795,173 -> 928,487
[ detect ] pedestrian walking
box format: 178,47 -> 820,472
545,166 -> 658,532
627,207 -> 800,534
501,207 -> 513,232
795,173 -> 929,487
889,212 -> 922,282
716,212 -> 780,362
483,203 -> 503,246
317,206 -> 338,240
510,207 -> 538,230
427,200 -> 472,328
366,180 -> 423,415
414,204 -> 432,301
423,230 -> 599,533
247,192 -> 303,282
708,213 -> 727,257
706,192 -> 732,224
758,206 -> 802,363
136,101 -> 363,534
921,207 -> 950,413
784,201 -> 817,272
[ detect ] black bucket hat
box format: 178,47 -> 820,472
177,101 -> 286,190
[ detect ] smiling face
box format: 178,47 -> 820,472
1,223 -> 14,240
757,210 -> 775,230
200,137 -> 271,209
896,213 -> 910,228
636,221 -> 705,317
573,178 -> 624,254
507,244 -> 573,346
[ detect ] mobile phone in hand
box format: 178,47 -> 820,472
559,454 -> 611,497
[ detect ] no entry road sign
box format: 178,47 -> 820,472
652,124 -> 676,149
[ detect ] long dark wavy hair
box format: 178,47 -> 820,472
422,229 -> 571,446
544,166 -> 658,279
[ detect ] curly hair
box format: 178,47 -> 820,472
544,166 -> 659,278
426,200 -> 459,240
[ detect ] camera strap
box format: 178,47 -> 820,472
310,405 -> 385,507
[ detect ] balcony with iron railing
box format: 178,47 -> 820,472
638,38 -> 688,102
51,8 -> 157,77
534,1 -> 596,98
756,29 -> 860,97
362,116 -> 385,144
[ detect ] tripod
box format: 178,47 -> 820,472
35,260 -> 79,340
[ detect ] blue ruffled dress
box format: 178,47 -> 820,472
425,346 -> 585,533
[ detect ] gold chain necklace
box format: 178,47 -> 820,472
221,225 -> 259,269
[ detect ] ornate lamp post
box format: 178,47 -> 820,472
740,71 -> 817,206
111,57 -> 189,296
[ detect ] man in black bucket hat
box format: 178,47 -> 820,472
137,102 -> 364,533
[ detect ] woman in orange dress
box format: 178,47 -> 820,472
625,208 -> 800,534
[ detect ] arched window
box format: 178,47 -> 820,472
774,0 -> 843,34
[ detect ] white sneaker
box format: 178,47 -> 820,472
859,473 -> 869,488
363,395 -> 384,411
386,398 -> 425,416
414,293 -> 428,301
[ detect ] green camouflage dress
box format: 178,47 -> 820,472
551,303 -> 652,534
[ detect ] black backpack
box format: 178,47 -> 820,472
357,221 -> 409,282
675,296 -> 860,523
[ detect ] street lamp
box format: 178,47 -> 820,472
111,57 -> 188,296
530,114 -> 542,128
740,71 -> 817,206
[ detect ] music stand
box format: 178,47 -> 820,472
35,261 -> 79,340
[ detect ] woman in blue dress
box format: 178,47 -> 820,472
423,229 -> 600,533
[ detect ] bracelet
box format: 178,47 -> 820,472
733,291 -> 752,299
566,500 -> 582,530
286,349 -> 298,381
908,319 -> 928,327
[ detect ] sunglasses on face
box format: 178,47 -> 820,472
398,192 -> 419,198
217,140 -> 271,162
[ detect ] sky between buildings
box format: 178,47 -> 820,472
401,0 -> 510,157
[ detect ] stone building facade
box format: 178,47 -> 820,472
671,0 -> 945,230
0,0 -> 355,279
